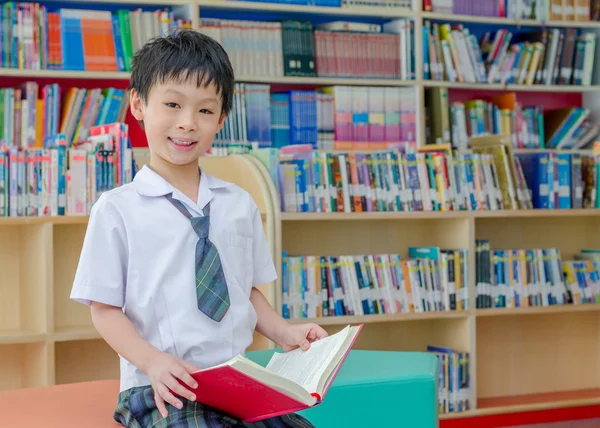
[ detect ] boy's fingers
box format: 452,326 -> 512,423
158,383 -> 183,410
165,375 -> 196,402
154,390 -> 168,419
174,366 -> 199,390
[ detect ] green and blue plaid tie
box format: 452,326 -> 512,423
164,192 -> 230,322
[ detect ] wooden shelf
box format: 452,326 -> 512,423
0,343 -> 51,391
0,216 -> 89,226
0,209 -> 595,226
476,304 -> 600,317
197,0 -> 415,17
4,0 -> 600,418
424,79 -> 600,92
281,208 -> 600,221
0,330 -> 47,345
52,328 -> 101,343
422,11 -> 600,28
0,155 -> 279,392
288,310 -> 470,326
235,75 -> 417,87
0,68 -> 418,88
477,389 -> 600,415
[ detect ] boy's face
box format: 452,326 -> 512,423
130,77 -> 226,168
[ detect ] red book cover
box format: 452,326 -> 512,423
179,324 -> 363,423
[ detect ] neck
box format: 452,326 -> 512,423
148,157 -> 201,203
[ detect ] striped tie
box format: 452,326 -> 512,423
164,193 -> 230,322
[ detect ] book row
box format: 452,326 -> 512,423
198,18 -> 414,80
281,247 -> 469,320
476,243 -> 600,309
0,82 -> 129,148
0,122 -> 133,217
232,0 -> 412,8
475,242 -> 571,309
424,0 -> 594,22
517,151 -> 598,209
426,88 -> 599,150
424,22 -> 596,86
428,345 -> 471,414
277,145 -> 534,213
0,3 -> 191,72
212,83 -> 417,151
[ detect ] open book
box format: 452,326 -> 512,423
182,324 -> 363,422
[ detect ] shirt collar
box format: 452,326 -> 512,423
133,164 -> 233,201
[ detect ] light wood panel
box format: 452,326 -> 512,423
476,311 -> 600,399
53,224 -> 91,333
0,224 -> 51,336
475,216 -> 600,260
54,339 -> 120,385
282,218 -> 472,257
0,343 -> 50,391
326,317 -> 471,353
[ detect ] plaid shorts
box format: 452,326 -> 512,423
113,385 -> 316,428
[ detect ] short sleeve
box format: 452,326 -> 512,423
70,196 -> 128,307
250,202 -> 277,287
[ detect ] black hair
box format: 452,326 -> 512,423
129,29 -> 235,117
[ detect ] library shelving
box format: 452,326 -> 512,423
0,154 -> 278,391
3,0 -> 600,150
3,0 -> 600,424
276,179 -> 600,420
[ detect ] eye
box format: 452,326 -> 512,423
199,109 -> 213,114
165,102 -> 179,108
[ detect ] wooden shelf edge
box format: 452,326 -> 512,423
423,79 -> 600,92
281,209 -> 600,221
475,389 -> 600,417
281,211 -> 470,221
287,304 -> 600,326
422,11 -> 600,28
52,328 -> 101,342
476,304 -> 600,317
0,209 -> 595,225
0,331 -> 48,345
287,310 -> 470,326
0,216 -> 89,226
0,68 -> 418,88
439,411 -> 477,420
197,0 -> 416,17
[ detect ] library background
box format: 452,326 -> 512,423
2,0 -> 600,426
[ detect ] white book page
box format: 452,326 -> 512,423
265,326 -> 350,395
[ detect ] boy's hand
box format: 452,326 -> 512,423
281,323 -> 328,352
146,351 -> 200,418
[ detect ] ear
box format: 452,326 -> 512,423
129,89 -> 145,121
216,112 -> 227,134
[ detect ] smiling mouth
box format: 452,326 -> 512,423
169,137 -> 198,146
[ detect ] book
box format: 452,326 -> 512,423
182,324 -> 363,422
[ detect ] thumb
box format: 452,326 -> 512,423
299,338 -> 311,351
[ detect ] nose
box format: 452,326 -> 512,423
177,110 -> 197,132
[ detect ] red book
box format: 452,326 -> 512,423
180,324 -> 363,423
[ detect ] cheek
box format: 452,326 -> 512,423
200,116 -> 223,135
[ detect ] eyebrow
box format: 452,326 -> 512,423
164,89 -> 218,103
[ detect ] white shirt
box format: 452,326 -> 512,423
70,165 -> 277,392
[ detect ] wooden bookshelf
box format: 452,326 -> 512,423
0,154 -> 277,391
269,147 -> 600,420
2,0 -> 600,423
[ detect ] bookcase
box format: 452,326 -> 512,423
0,153 -> 277,390
3,0 -> 600,423
277,208 -> 600,419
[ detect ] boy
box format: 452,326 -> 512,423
70,29 -> 327,427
